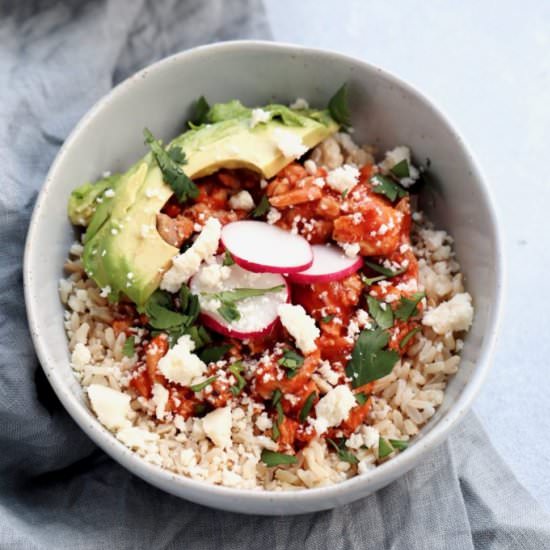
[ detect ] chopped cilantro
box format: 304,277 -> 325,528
141,291 -> 187,330
189,376 -> 218,393
346,329 -> 399,387
370,174 -> 408,202
143,128 -> 198,203
251,194 -> 270,218
390,159 -> 410,178
363,260 -> 407,278
361,274 -> 387,286
228,361 -> 246,396
388,439 -> 409,451
271,389 -> 284,441
367,295 -> 394,330
341,188 -> 349,199
328,84 -> 351,127
298,392 -> 317,423
378,436 -> 394,458
278,350 -> 304,378
327,438 -> 359,465
122,336 -> 135,358
222,250 -> 235,266
321,314 -> 336,324
198,344 -> 231,364
399,326 -> 421,349
261,449 -> 297,467
394,292 -> 425,321
192,96 -> 210,126
355,392 -> 368,405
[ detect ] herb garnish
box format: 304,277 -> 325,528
370,174 -> 408,202
204,285 -> 285,323
198,344 -> 231,364
355,392 -> 368,406
327,438 -> 359,465
394,292 -> 425,321
390,159 -> 410,179
228,362 -> 246,396
341,188 -> 349,199
346,329 -> 399,387
389,439 -> 409,451
363,260 -> 407,278
399,326 -> 421,349
328,84 -> 351,127
192,96 -> 210,126
367,296 -> 394,330
143,128 -> 199,203
190,376 -> 218,393
222,250 -> 235,266
251,194 -> 270,218
278,350 -> 304,378
321,314 -> 336,324
378,436 -> 394,458
271,389 -> 284,441
122,336 -> 135,358
261,449 -> 297,467
298,392 -> 317,423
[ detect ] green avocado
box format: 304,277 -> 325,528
80,100 -> 339,306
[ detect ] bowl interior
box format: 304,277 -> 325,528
24,42 -> 501,515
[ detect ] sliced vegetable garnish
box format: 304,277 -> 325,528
390,159 -> 410,178
378,436 -> 394,458
328,84 -> 351,127
278,350 -> 304,378
394,292 -> 426,321
370,174 -> 408,202
261,449 -> 297,467
388,439 -> 409,450
399,326 -> 421,349
143,128 -> 199,203
190,376 -> 218,393
298,392 -> 317,422
122,336 -> 135,358
327,438 -> 359,465
251,195 -> 270,218
355,392 -> 368,405
367,296 -> 394,330
346,329 -> 400,387
228,362 -> 246,396
198,344 -> 231,364
222,251 -> 235,266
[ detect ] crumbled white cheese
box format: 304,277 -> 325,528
278,303 -> 320,354
229,190 -> 255,211
195,262 -> 231,290
250,108 -> 271,128
326,164 -> 360,194
117,426 -> 160,449
338,242 -> 360,258
71,343 -> 91,368
318,360 -> 339,386
99,285 -> 112,298
202,406 -> 232,448
158,335 -> 206,387
255,412 -> 273,431
289,97 -> 309,110
87,384 -> 131,430
379,145 -> 420,188
266,207 -> 282,225
304,159 -> 317,175
313,177 -> 326,188
152,383 -> 170,420
422,293 -> 474,335
273,127 -> 308,159
160,217 -> 221,292
312,385 -> 356,435
104,188 -> 115,198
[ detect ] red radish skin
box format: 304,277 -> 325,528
287,244 -> 363,284
221,220 -> 313,274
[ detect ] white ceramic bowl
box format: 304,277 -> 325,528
24,41 -> 504,515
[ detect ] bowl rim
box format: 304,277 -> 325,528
23,39 -> 506,512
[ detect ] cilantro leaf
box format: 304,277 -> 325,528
363,260 -> 407,278
261,449 -> 297,467
144,128 -> 199,203
278,350 -> 304,378
389,439 -> 409,451
122,336 -> 135,358
298,391 -> 317,423
142,291 -> 187,329
367,296 -> 394,330
394,292 -> 426,321
361,274 -> 387,286
355,392 -> 368,405
190,375 -> 218,392
328,84 -> 351,127
218,302 -> 240,323
378,436 -> 394,458
346,329 -> 400,387
198,344 -> 231,364
399,326 -> 421,349
327,438 -> 359,465
321,314 -> 336,324
370,174 -> 408,202
229,361 -> 246,396
251,194 -> 270,218
271,388 -> 284,441
222,251 -> 235,266
192,96 -> 210,126
390,159 -> 410,178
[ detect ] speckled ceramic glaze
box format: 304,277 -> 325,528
23,41 -> 504,515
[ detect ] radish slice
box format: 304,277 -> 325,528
189,257 -> 289,339
221,220 -> 313,274
287,244 -> 363,284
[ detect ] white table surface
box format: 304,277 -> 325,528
265,0 -> 550,510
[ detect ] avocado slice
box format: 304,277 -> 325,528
81,101 -> 339,306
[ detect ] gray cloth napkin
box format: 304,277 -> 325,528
1,1 -> 549,548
